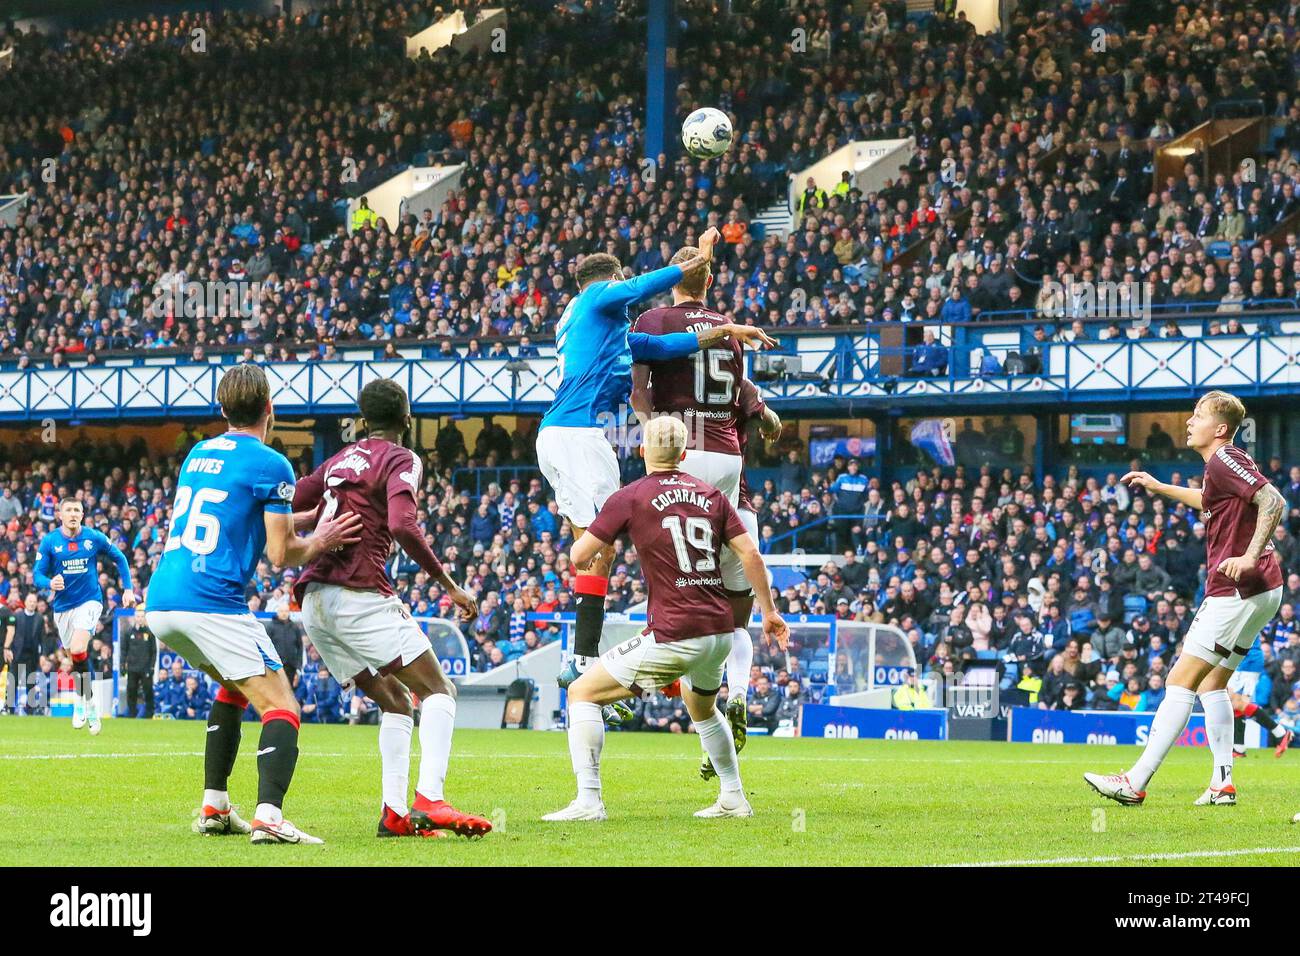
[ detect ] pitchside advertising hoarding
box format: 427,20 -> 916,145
1008,707 -> 1268,748
800,704 -> 948,740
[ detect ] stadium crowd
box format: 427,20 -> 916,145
1,0 -> 1299,375
1,0 -> 1300,729
2,422 -> 1299,732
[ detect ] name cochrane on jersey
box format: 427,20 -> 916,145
650,488 -> 714,512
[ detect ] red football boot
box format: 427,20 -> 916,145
410,793 -> 492,838
1276,730 -> 1294,758
376,805 -> 416,838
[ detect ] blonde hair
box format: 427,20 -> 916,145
643,415 -> 688,466
671,245 -> 709,298
1196,390 -> 1247,434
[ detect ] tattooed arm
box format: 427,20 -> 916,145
1218,483 -> 1286,581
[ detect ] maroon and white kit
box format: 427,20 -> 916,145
586,469 -> 749,693
634,302 -> 766,590
1181,444 -> 1283,670
292,438 -> 446,683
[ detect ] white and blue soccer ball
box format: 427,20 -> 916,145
681,107 -> 733,160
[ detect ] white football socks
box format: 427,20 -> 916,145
694,711 -> 742,794
1200,688 -> 1235,788
1129,684 -> 1197,791
203,789 -> 230,812
567,700 -> 605,807
726,627 -> 754,702
379,711 -> 414,814
415,694 -> 456,803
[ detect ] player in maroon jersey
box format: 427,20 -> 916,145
541,416 -> 788,821
1085,391 -> 1285,808
292,379 -> 492,838
631,248 -> 783,760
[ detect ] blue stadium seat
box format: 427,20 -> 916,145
809,659 -> 829,682
1123,594 -> 1148,624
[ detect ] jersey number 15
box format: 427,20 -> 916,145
694,350 -> 735,405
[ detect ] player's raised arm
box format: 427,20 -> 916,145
594,227 -> 720,311
1120,470 -> 1203,511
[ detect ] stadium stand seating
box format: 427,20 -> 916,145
2,0 -> 1300,731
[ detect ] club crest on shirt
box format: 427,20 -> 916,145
1201,509 -> 1212,523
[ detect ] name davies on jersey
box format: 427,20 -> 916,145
185,457 -> 225,475
649,486 -> 714,513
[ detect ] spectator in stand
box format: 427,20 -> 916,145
747,674 -> 781,732
120,608 -> 157,718
298,665 -> 344,724
909,329 -> 949,377
263,605 -> 306,688
640,691 -> 689,733
178,676 -> 210,721
154,661 -> 187,719
1137,673 -> 1167,713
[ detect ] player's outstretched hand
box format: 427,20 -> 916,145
315,511 -> 364,553
699,226 -> 721,257
121,589 -> 137,608
724,323 -> 778,350
1120,470 -> 1157,491
1217,554 -> 1256,581
450,585 -> 478,622
764,610 -> 790,651
50,573 -> 65,591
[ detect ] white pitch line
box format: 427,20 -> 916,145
949,846 -> 1300,867
0,749 -> 1112,764
0,750 -> 1109,766
0,751 -> 206,760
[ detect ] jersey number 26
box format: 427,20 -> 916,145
163,486 -> 228,556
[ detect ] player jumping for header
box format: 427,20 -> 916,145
292,378 -> 492,839
1085,391 -> 1285,808
147,364 -> 363,844
35,497 -> 137,735
542,416 -> 788,822
536,226 -> 776,709
631,248 -> 783,771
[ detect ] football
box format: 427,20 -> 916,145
681,107 -> 733,159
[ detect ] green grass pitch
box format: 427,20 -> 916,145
3,717 -> 1299,866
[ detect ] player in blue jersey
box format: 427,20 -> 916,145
536,227 -> 776,696
34,499 -> 136,735
146,364 -> 363,845
1228,635 -> 1293,758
